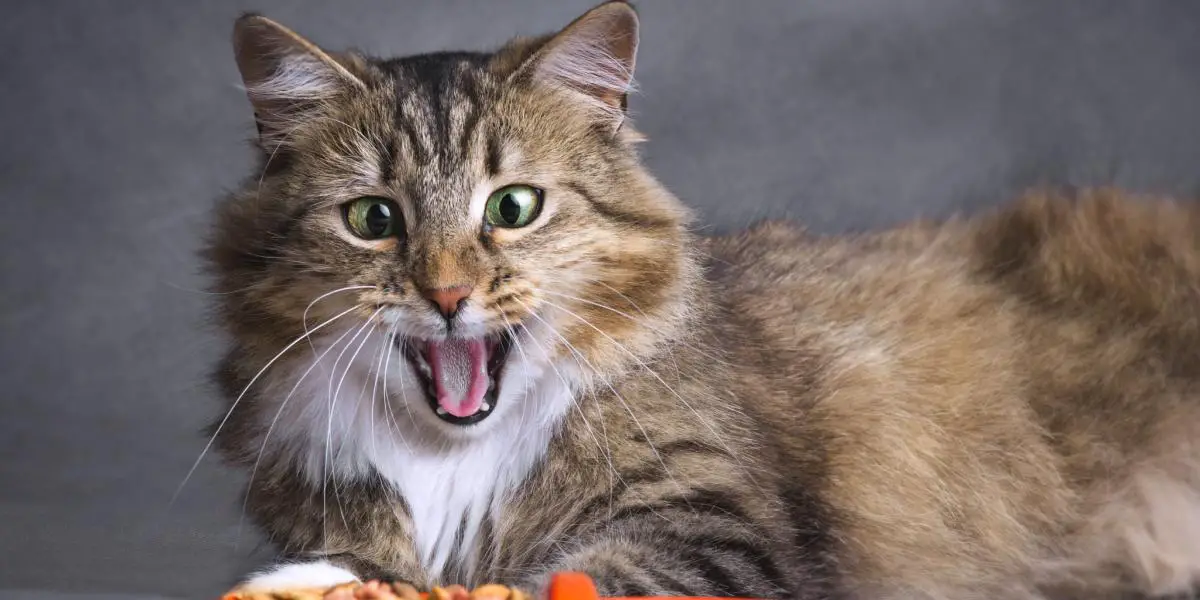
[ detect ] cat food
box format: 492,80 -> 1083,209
220,572 -> 755,600
222,581 -> 525,600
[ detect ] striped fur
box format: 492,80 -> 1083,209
208,3 -> 1200,599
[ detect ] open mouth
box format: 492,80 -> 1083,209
398,331 -> 514,426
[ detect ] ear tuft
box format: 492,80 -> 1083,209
525,2 -> 639,122
231,15 -> 364,141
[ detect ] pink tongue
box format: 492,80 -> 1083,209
426,339 -> 490,418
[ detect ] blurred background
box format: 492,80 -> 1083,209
1,1 -> 1199,598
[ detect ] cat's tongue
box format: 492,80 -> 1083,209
425,339 -> 489,418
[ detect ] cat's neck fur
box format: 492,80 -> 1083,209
255,320 -> 594,581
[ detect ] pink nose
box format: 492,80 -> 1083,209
423,285 -> 473,319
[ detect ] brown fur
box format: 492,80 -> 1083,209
206,3 -> 1200,599
706,189 -> 1200,598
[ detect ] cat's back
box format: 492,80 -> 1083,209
703,187 -> 1200,444
703,199 -> 992,365
701,187 -> 1200,598
706,187 -> 1200,350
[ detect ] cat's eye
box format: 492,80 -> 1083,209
484,185 -> 543,229
343,197 -> 401,240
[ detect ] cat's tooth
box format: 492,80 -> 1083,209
418,361 -> 432,378
480,402 -> 492,412
436,406 -> 448,416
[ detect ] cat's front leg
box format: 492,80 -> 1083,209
227,560 -> 529,600
226,557 -> 426,599
226,559 -> 360,598
515,510 -> 802,599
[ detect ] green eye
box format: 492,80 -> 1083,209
485,185 -> 543,228
343,197 -> 400,239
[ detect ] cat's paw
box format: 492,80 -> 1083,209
224,560 -> 360,599
226,581 -> 420,600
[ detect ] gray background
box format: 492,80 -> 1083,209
2,1 -> 1199,598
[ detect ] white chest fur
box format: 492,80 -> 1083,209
381,407 -> 560,580
257,328 -> 574,583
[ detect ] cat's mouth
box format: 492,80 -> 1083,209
397,332 -> 513,426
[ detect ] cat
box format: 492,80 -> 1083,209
204,2 -> 1200,598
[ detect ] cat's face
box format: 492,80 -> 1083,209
210,3 -> 697,438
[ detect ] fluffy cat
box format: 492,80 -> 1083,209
205,2 -> 1200,598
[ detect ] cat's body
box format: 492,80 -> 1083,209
207,3 -> 1200,599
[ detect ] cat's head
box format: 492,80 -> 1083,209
208,2 -> 699,441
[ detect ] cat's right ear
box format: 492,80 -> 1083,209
231,14 -> 365,140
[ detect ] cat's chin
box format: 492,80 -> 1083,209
394,329 -> 515,428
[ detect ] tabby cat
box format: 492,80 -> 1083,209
205,2 -> 1200,598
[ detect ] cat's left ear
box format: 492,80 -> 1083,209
516,1 -> 639,129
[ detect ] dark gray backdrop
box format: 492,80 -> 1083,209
2,1 -> 1198,598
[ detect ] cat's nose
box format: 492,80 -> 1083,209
422,285 -> 474,319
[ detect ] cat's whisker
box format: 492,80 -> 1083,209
537,287 -> 733,369
534,296 -> 763,493
238,320 -> 363,545
499,314 -> 529,403
502,312 -> 613,482
338,328 -> 383,472
331,312 -> 384,445
593,389 -> 617,524
323,308 -> 383,548
316,314 -> 368,553
513,298 -> 684,522
586,280 -> 685,375
368,324 -> 392,461
497,312 -> 594,567
381,329 -> 413,448
323,327 -> 368,558
395,336 -> 420,433
498,314 -> 536,439
588,278 -> 711,374
378,332 -> 413,448
302,285 -> 377,354
171,303 -> 362,506
513,332 -> 622,568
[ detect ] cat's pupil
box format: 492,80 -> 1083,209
366,203 -> 391,236
499,194 -> 521,224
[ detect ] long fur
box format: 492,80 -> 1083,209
208,3 -> 1200,599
